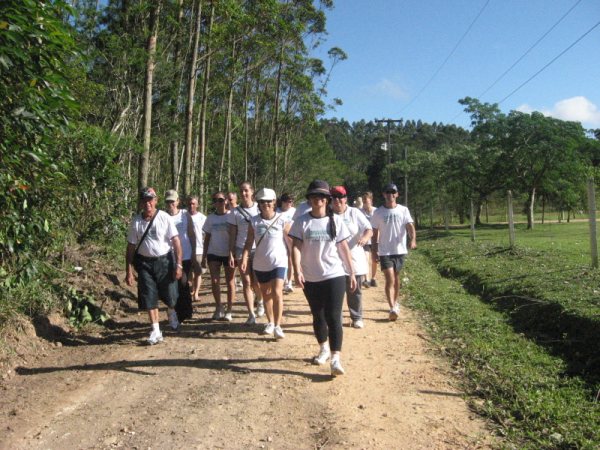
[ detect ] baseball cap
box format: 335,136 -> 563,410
383,183 -> 398,193
139,187 -> 157,200
330,186 -> 347,197
256,188 -> 277,201
306,180 -> 331,198
165,189 -> 179,202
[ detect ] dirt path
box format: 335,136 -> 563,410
0,273 -> 496,449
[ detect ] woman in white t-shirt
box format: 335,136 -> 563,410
241,188 -> 291,339
289,180 -> 356,377
188,196 -> 207,301
202,192 -> 235,321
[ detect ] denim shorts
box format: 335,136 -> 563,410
254,267 -> 287,283
134,253 -> 178,310
379,254 -> 406,272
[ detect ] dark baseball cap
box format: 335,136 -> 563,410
306,180 -> 331,198
383,183 -> 398,193
139,187 -> 157,199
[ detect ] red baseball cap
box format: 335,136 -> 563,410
330,186 -> 347,197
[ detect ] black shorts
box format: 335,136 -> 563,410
134,253 -> 178,310
207,254 -> 229,266
363,244 -> 372,252
379,254 -> 406,272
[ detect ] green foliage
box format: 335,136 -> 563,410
406,250 -> 600,448
62,286 -> 109,329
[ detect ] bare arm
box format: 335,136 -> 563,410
228,223 -> 238,268
406,223 -> 417,250
240,224 -> 254,273
171,235 -> 183,280
201,232 -> 211,267
125,243 -> 136,286
337,239 -> 357,292
187,213 -> 196,257
371,228 -> 380,261
291,237 -> 304,289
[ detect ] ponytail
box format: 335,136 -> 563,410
326,202 -> 337,240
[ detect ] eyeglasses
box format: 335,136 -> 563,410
213,198 -> 225,203
258,200 -> 273,204
332,195 -> 346,200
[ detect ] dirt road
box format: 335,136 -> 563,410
0,272 -> 495,449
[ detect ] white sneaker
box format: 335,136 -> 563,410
256,300 -> 265,317
313,348 -> 331,365
147,330 -> 163,345
283,281 -> 294,293
389,303 -> 399,321
273,325 -> 285,339
245,314 -> 256,325
224,310 -> 233,322
331,359 -> 345,376
212,306 -> 224,320
168,311 -> 180,331
352,319 -> 364,329
262,323 -> 275,335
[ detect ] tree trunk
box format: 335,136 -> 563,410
138,0 -> 161,190
170,0 -> 184,190
271,46 -> 284,188
183,0 -> 203,197
527,187 -> 536,230
198,2 -> 214,209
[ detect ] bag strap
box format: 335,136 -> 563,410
255,214 -> 281,249
236,205 -> 252,223
134,209 -> 159,256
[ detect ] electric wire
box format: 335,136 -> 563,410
477,0 -> 583,99
399,0 -> 490,116
497,19 -> 600,105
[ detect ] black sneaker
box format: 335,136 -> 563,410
370,279 -> 377,287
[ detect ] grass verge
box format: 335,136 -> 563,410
405,247 -> 599,448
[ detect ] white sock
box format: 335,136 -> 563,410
331,353 -> 340,363
320,342 -> 330,353
152,323 -> 160,333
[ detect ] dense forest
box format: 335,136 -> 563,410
1,0 -> 599,321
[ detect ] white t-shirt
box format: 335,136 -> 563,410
277,206 -> 296,222
190,211 -> 207,255
127,210 -> 178,258
337,206 -> 372,276
292,201 -> 311,221
169,209 -> 193,261
250,214 -> 290,271
227,203 -> 259,249
360,206 -> 377,245
371,204 -> 414,256
203,212 -> 230,257
289,213 -> 351,282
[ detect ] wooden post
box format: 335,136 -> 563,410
588,179 -> 598,269
444,203 -> 449,231
470,198 -> 475,242
508,190 -> 515,248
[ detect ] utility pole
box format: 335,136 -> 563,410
375,119 -> 405,204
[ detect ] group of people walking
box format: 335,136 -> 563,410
125,180 -> 416,376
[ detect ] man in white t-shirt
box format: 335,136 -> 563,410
370,183 -> 417,321
126,187 -> 183,345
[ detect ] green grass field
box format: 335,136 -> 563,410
405,221 -> 600,449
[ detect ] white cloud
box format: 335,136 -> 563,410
516,96 -> 600,128
365,79 -> 409,101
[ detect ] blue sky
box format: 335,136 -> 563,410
313,0 -> 600,130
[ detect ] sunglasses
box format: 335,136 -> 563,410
258,199 -> 273,204
332,195 -> 346,200
308,194 -> 328,201
213,198 -> 225,203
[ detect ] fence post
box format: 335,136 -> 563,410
444,204 -> 449,231
507,190 -> 516,248
470,198 -> 475,242
588,178 -> 598,269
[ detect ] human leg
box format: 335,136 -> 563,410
224,264 -> 236,319
346,275 -> 364,324
303,281 -> 329,344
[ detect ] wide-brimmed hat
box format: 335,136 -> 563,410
306,180 -> 331,198
256,188 -> 277,201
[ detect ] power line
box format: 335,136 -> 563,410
478,0 -> 582,99
497,19 -> 600,105
399,0 -> 490,116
